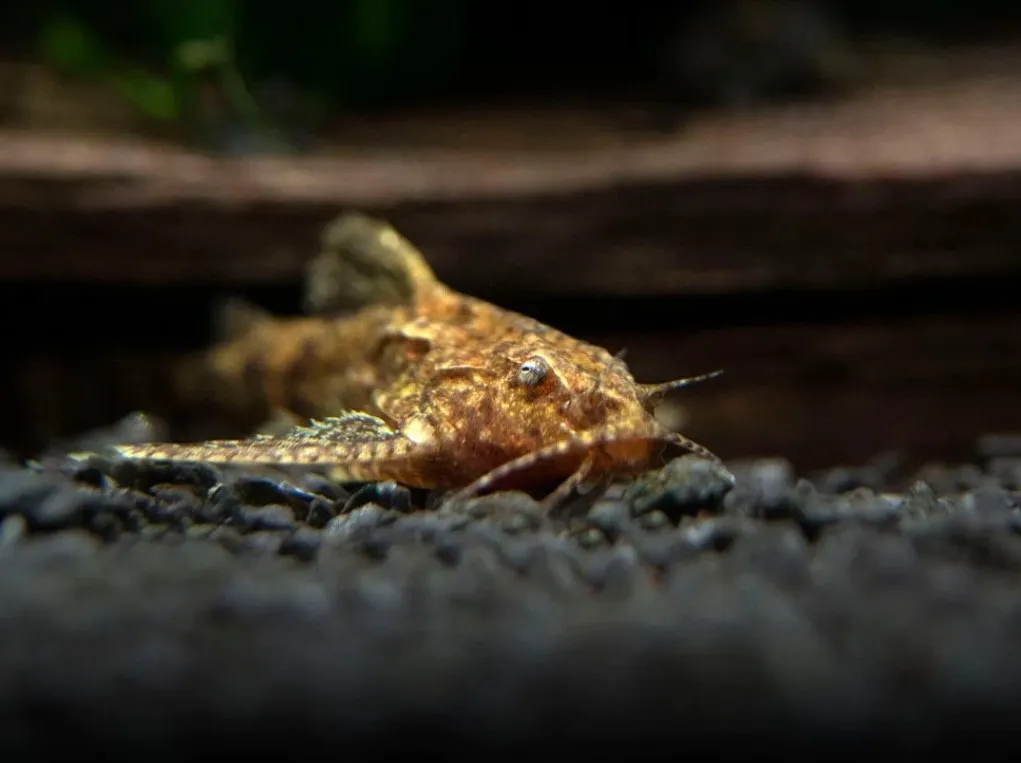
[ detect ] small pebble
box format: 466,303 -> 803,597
229,475 -> 321,513
724,524 -> 811,588
25,488 -> 88,531
359,533 -> 392,560
297,473 -> 350,502
234,531 -> 286,557
632,531 -> 676,569
344,481 -> 412,513
446,491 -> 544,533
584,499 -> 631,539
594,544 -> 641,595
433,536 -> 463,566
279,529 -> 324,562
573,527 -> 609,550
679,517 -> 749,552
84,510 -> 122,542
525,544 -> 584,592
0,514 -> 27,549
184,524 -> 219,541
302,497 -> 338,528
210,527 -> 245,552
637,509 -> 670,532
912,463 -> 987,495
0,468 -> 64,518
142,495 -> 193,527
722,458 -> 797,519
149,483 -> 201,500
65,463 -> 111,490
390,513 -> 458,541
107,488 -> 157,521
195,486 -> 234,525
149,485 -> 202,519
108,458 -> 221,493
987,459 -> 1021,491
493,536 -> 543,575
901,480 -> 952,520
324,505 -> 393,543
962,486 -> 1016,517
233,505 -> 297,533
500,511 -> 538,535
624,456 -> 735,519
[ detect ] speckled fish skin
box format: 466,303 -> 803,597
115,213 -> 727,501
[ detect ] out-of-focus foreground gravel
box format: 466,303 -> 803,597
2,433 -> 1021,759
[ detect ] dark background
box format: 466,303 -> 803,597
1,1 -> 1020,108
2,0 -> 1020,476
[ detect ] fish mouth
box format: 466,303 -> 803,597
453,426 -> 730,501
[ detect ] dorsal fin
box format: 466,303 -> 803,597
303,211 -> 440,316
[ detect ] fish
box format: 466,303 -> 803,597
113,212 -> 729,507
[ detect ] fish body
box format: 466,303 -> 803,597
117,213 -> 728,503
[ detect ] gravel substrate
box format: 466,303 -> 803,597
2,436 -> 1021,760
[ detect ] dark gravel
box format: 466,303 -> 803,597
2,442 -> 1021,760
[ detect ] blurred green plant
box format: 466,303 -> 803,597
37,11 -> 180,122
30,0 -> 467,133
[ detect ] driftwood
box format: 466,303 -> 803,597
3,74 -> 1021,300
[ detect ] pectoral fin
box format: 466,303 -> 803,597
113,411 -> 440,487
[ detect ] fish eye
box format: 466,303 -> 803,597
518,356 -> 550,387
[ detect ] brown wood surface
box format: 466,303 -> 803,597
2,72 -> 1021,300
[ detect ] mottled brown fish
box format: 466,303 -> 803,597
114,212 -> 730,506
